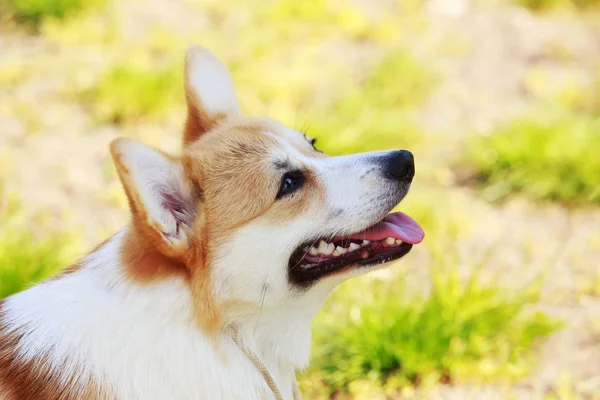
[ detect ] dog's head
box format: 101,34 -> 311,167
110,46 -> 424,327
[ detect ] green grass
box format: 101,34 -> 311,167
301,262 -> 559,398
462,114 -> 600,205
0,230 -> 66,299
2,0 -> 106,28
82,61 -> 182,125
514,0 -> 600,12
0,207 -> 69,299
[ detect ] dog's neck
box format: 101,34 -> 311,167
105,228 -> 330,368
225,284 -> 332,369
112,227 -> 327,369
3,228 -> 332,397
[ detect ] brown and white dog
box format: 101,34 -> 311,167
0,45 -> 424,399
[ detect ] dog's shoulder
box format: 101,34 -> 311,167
0,298 -> 108,400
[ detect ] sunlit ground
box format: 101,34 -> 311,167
1,0 -> 599,398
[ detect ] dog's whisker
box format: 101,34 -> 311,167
255,282 -> 268,330
289,237 -> 324,272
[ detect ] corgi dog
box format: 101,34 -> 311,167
0,45 -> 424,400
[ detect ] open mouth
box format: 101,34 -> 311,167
289,212 -> 424,285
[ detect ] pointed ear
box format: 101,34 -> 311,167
183,45 -> 241,146
110,138 -> 198,258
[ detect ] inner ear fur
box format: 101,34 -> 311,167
110,138 -> 199,260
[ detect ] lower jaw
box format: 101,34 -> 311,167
289,242 -> 413,286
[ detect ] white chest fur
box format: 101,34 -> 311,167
2,231 -> 308,399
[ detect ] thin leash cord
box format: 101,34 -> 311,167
225,325 -> 300,400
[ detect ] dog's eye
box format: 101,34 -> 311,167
277,170 -> 304,199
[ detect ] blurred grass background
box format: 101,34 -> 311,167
1,0 -> 599,398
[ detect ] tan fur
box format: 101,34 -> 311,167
110,143 -> 193,261
185,118 -> 324,240
112,115 -> 328,332
182,47 -> 229,146
0,302 -> 110,400
110,118 -> 326,334
120,227 -> 190,283
183,98 -> 227,147
186,119 -> 327,330
110,143 -> 218,329
48,262 -> 82,281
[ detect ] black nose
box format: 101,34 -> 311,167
383,150 -> 415,182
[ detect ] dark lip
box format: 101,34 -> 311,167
288,241 -> 413,287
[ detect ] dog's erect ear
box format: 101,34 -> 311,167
110,138 -> 198,258
183,45 -> 241,146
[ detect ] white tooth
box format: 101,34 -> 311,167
349,243 -> 361,251
309,247 -> 318,255
362,240 -> 371,245
396,239 -> 403,245
385,237 -> 395,245
318,240 -> 334,255
317,240 -> 329,254
333,246 -> 347,256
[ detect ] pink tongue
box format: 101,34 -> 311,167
347,212 -> 424,244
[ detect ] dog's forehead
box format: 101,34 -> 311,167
267,123 -> 318,157
184,118 -> 318,168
